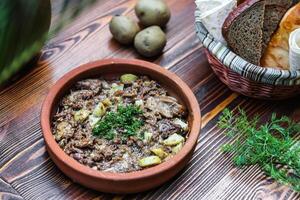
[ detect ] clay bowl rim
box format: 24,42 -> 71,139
41,58 -> 201,181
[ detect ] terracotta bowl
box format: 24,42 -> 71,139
41,58 -> 201,193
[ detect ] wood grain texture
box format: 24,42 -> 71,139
1,0 -> 300,199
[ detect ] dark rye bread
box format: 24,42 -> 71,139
223,0 -> 293,65
223,0 -> 266,65
262,0 -> 293,54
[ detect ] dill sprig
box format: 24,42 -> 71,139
92,105 -> 144,140
218,108 -> 300,192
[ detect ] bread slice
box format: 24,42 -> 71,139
261,2 -> 300,69
223,0 -> 266,65
262,0 -> 293,54
223,0 -> 292,65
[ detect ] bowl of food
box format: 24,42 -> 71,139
41,59 -> 201,193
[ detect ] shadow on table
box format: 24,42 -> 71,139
0,53 -> 44,91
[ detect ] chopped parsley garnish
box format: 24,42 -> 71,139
92,105 -> 144,140
219,108 -> 300,192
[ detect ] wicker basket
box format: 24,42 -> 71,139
195,8 -> 300,100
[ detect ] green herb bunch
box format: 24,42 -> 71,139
92,105 -> 144,140
218,108 -> 300,192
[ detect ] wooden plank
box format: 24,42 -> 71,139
0,177 -> 23,200
1,0 -> 300,199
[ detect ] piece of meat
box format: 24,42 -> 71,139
54,121 -> 74,141
157,119 -> 181,138
61,90 -> 94,109
143,111 -> 158,125
145,96 -> 186,118
75,79 -> 102,93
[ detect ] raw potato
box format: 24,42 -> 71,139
109,16 -> 140,45
134,26 -> 166,57
135,0 -> 171,27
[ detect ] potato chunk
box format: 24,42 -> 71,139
151,148 -> 168,159
143,132 -> 153,143
138,156 -> 162,167
173,118 -> 189,131
120,74 -> 138,84
74,109 -> 90,122
172,142 -> 183,154
93,102 -> 106,117
163,133 -> 185,146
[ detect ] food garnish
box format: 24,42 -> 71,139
92,105 -> 144,140
219,108 -> 300,192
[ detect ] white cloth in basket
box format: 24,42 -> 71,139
195,0 -> 237,44
289,28 -> 300,71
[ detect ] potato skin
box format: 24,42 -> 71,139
134,26 -> 166,57
135,0 -> 171,27
109,16 -> 140,45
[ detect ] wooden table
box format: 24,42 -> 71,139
1,0 -> 300,199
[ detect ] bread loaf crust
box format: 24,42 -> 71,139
223,0 -> 292,66
222,0 -> 265,65
261,3 -> 300,69
222,0 -> 263,36
262,0 -> 293,55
